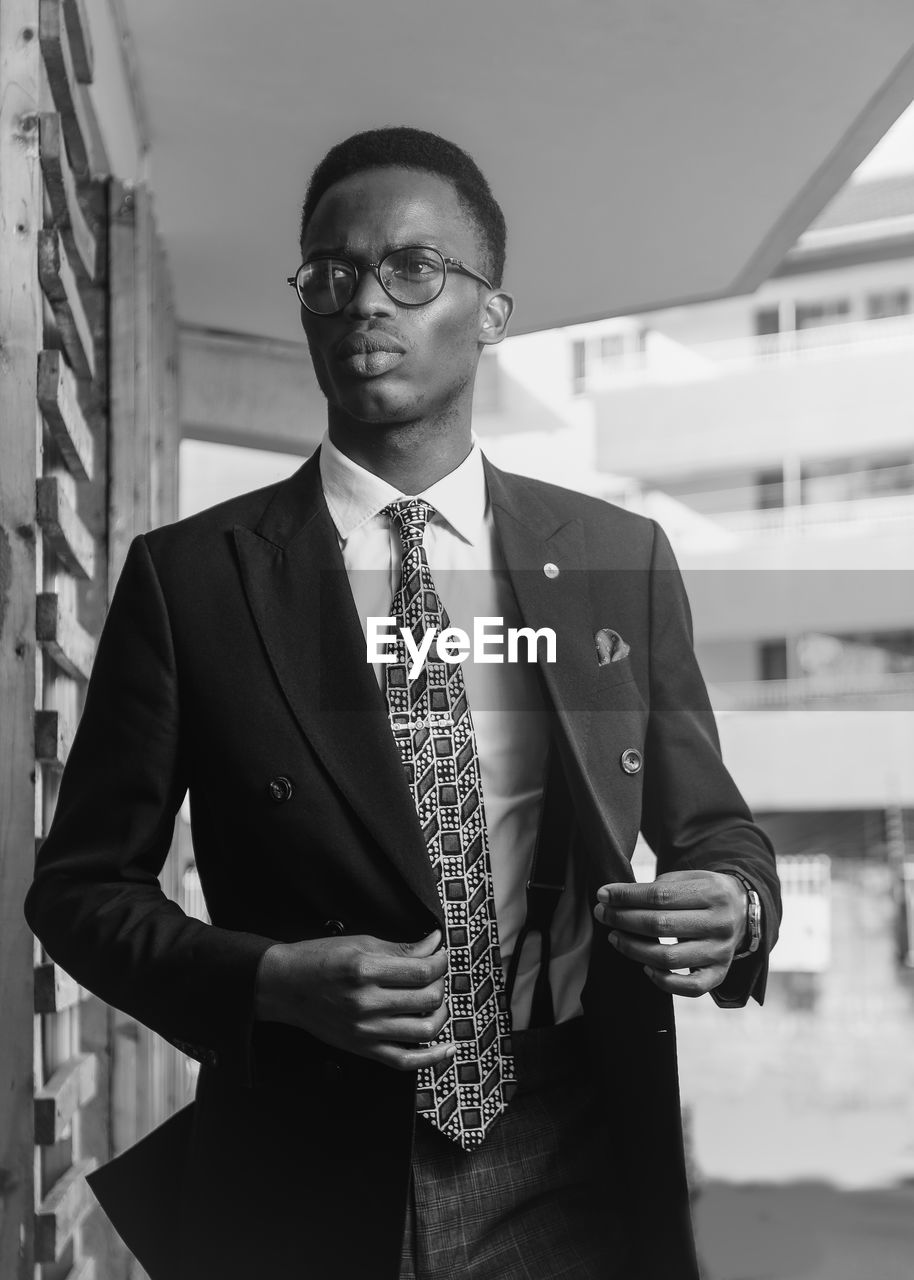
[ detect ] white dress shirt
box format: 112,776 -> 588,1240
319,431 -> 592,1028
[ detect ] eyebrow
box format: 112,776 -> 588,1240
303,240 -> 445,260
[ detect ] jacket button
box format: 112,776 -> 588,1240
620,748 -> 643,775
268,775 -> 293,802
324,919 -> 345,936
323,1059 -> 342,1084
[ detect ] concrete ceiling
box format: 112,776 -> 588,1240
116,0 -> 914,341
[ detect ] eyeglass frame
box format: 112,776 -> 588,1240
287,245 -> 495,314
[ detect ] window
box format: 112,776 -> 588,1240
867,289 -> 911,320
754,306 -> 780,336
794,299 -> 851,329
599,330 -> 646,362
755,467 -> 784,510
759,640 -> 788,682
600,333 -> 626,362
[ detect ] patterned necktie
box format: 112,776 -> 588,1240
383,498 -> 516,1151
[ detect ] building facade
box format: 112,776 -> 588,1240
474,172 -> 914,1187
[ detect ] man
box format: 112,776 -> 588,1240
25,127 -> 780,1278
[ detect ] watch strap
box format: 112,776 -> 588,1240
730,873 -> 762,959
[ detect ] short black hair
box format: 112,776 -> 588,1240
300,126 -> 507,286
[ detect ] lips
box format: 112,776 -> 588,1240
335,330 -> 407,359
334,330 -> 408,378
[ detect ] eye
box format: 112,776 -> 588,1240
385,249 -> 443,283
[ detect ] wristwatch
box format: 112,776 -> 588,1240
729,873 -> 762,959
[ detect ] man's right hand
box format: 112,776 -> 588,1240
253,929 -> 453,1072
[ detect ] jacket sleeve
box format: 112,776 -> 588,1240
639,520 -> 782,1007
24,534 -> 274,1085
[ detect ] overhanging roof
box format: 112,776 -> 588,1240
107,0 -> 914,339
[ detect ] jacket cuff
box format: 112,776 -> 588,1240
711,868 -> 772,1007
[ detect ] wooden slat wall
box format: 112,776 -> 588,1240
33,3 -> 107,1278
0,3 -> 42,1278
2,4 -> 180,1279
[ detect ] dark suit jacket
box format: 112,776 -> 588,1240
25,450 -> 780,1279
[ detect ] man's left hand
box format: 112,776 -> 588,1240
593,870 -> 747,996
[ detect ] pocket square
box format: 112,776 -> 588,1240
595,628 -> 631,665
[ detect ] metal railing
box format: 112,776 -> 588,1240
685,491 -> 914,539
586,311 -> 914,388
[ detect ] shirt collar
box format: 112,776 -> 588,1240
319,430 -> 488,546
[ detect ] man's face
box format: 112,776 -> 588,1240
298,166 -> 499,426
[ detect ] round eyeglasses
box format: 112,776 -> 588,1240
287,245 -> 494,315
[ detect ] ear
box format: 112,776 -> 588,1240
478,289 -> 514,346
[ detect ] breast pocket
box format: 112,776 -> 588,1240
595,654 -> 637,690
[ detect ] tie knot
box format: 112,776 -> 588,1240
384,498 -> 435,548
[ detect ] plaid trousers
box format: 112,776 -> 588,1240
398,1018 -> 630,1280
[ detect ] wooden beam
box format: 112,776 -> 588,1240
40,114 -> 98,283
39,0 -> 91,179
62,0 -> 93,83
65,1255 -> 97,1280
180,325 -> 325,457
36,475 -> 95,578
35,962 -> 84,1013
38,229 -> 96,382
35,707 -> 76,769
35,591 -> 95,680
108,180 -> 138,583
35,1054 -> 98,1144
0,4 -> 41,1275
38,349 -> 94,480
34,1158 -> 98,1263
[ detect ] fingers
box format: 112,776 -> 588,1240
596,875 -> 722,912
607,931 -> 723,974
594,904 -> 718,940
327,933 -> 451,1068
370,1040 -> 456,1072
357,999 -> 451,1047
641,965 -> 731,997
369,931 -> 449,989
399,929 -> 443,957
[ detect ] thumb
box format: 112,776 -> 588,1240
401,928 -> 443,957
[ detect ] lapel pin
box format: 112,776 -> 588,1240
543,562 -> 559,579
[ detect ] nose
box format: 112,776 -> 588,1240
342,265 -> 397,320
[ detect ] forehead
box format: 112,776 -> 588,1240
303,166 -> 480,258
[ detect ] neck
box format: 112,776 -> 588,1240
327,412 -> 474,493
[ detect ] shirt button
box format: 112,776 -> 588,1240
620,748 -> 643,775
268,775 -> 293,802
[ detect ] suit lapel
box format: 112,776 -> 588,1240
484,458 -> 635,886
233,451 -> 441,920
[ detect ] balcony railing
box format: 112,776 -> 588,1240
710,669 -> 914,710
608,466 -> 914,544
586,312 -> 914,388
687,491 -> 914,539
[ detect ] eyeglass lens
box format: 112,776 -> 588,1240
297,247 -> 447,313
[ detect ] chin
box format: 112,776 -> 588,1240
333,385 -> 419,425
